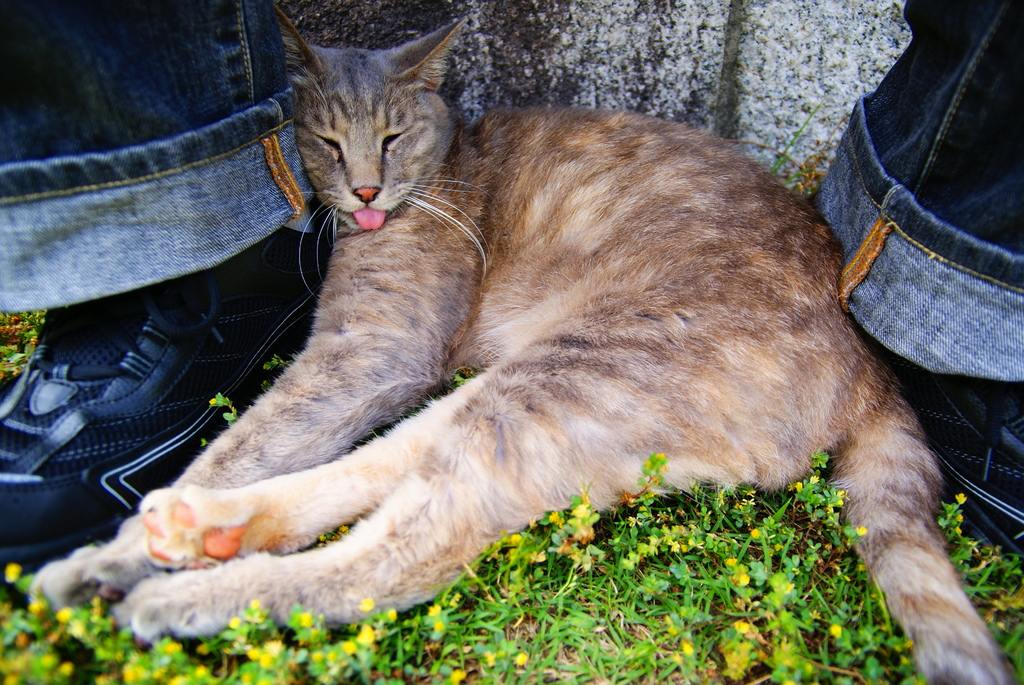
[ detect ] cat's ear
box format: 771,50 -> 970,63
276,6 -> 322,78
389,19 -> 465,92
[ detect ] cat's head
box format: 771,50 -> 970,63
278,9 -> 462,233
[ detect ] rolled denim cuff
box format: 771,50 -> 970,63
0,89 -> 312,312
818,98 -> 1024,382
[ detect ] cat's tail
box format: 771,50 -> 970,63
833,388 -> 1014,685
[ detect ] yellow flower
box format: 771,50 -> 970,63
195,666 -> 209,678
548,512 -> 564,525
955,493 -> 967,505
228,617 -> 242,629
749,528 -> 761,539
356,623 -> 376,647
247,647 -> 262,662
387,609 -> 398,622
58,663 -> 74,677
299,612 -> 314,628
484,650 -> 497,667
68,619 -> 87,639
724,558 -> 737,567
5,563 -> 21,584
433,620 -> 446,633
341,641 -> 357,655
55,607 -> 73,624
508,533 -> 522,545
359,597 -> 376,613
514,652 -> 529,666
196,643 -> 211,655
792,481 -> 803,492
681,641 -> 694,655
733,620 -> 752,633
259,653 -> 274,669
249,599 -> 261,610
428,604 -> 442,617
732,573 -> 750,587
450,669 -> 467,684
829,624 -> 842,638
163,641 -> 182,656
856,526 -> 868,536
572,504 -> 591,519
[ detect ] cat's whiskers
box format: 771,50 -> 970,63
292,198 -> 339,295
405,189 -> 488,274
408,181 -> 485,217
416,178 -> 490,197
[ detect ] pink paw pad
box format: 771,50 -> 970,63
203,525 -> 246,560
143,500 -> 247,564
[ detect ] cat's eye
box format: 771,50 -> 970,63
318,136 -> 343,162
382,133 -> 402,154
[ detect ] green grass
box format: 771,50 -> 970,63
2,448 -> 1022,684
0,311 -> 44,385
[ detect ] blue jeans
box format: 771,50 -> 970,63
0,0 -> 312,312
818,0 -> 1024,551
817,0 -> 1024,382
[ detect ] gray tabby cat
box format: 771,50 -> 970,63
34,12 -> 1012,684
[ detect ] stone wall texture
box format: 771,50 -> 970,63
276,0 -> 910,169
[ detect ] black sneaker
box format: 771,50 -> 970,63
0,226 -> 332,569
885,350 -> 1024,556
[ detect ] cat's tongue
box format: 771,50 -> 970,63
353,208 -> 387,231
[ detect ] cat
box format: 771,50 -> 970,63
33,11 -> 1012,684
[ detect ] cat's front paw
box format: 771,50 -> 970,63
140,485 -> 253,570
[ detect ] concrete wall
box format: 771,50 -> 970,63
277,0 -> 910,170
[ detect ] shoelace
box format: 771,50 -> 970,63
31,271 -> 221,384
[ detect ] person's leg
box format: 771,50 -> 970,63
0,0 -> 331,567
817,0 -> 1024,553
0,0 -> 313,309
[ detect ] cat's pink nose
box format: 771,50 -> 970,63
354,187 -> 381,203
